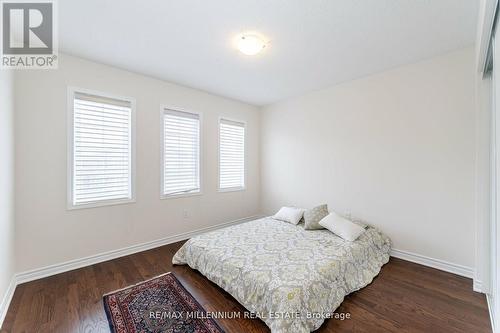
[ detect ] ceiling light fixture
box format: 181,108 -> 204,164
237,34 -> 266,56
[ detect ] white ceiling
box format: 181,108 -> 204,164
59,0 -> 478,106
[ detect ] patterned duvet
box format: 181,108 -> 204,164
172,217 -> 391,333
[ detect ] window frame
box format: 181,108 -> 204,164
160,105 -> 203,200
218,116 -> 246,192
67,87 -> 136,210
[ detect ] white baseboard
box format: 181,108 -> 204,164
0,214 -> 262,330
391,247 -> 489,328
0,276 -> 17,329
16,215 -> 263,285
1,219 -> 482,330
474,279 -> 484,293
487,293 -> 496,333
390,248 -> 474,279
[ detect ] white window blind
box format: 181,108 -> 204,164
71,91 -> 133,207
219,119 -> 245,190
162,109 -> 200,197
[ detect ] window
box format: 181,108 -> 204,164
161,108 -> 201,197
68,89 -> 135,209
219,118 -> 245,191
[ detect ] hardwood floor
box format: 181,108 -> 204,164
1,241 -> 492,333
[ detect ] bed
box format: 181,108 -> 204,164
172,217 -> 391,333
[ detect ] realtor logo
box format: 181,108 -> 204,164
1,0 -> 58,69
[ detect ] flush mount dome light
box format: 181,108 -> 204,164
237,34 -> 266,55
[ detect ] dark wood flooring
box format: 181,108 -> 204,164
1,241 -> 492,333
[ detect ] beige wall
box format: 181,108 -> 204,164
260,48 -> 475,267
474,73 -> 492,291
14,54 -> 261,272
0,70 -> 15,313
12,48 -> 478,274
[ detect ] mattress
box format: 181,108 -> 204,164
172,217 -> 391,333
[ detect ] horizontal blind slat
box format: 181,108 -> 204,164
162,109 -> 200,196
72,94 -> 132,205
219,120 -> 245,190
75,186 -> 129,195
75,124 -> 129,134
74,108 -> 130,122
76,179 -> 129,186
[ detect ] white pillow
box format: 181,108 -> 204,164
319,211 -> 365,241
273,207 -> 305,225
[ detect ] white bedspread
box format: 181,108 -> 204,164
173,217 -> 391,332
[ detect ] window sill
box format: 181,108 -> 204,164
218,187 -> 246,193
67,198 -> 136,210
161,191 -> 203,200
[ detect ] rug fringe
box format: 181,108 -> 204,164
102,271 -> 173,297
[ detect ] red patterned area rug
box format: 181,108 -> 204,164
103,272 -> 225,333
